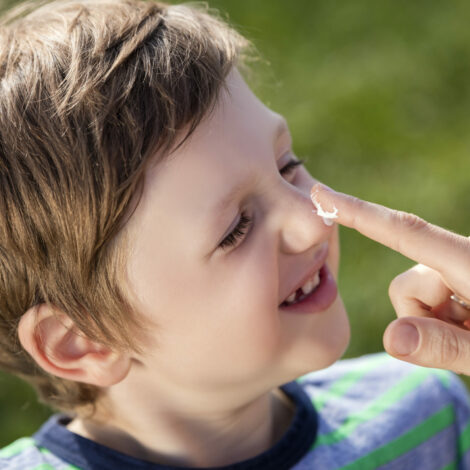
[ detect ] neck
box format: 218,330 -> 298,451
67,385 -> 295,467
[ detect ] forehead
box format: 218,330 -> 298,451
127,69 -> 284,241
174,69 -> 280,170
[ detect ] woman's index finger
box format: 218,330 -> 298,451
311,183 -> 470,275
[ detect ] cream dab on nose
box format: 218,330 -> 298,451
310,195 -> 338,226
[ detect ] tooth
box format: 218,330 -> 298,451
286,292 -> 297,303
312,271 -> 320,289
301,278 -> 315,296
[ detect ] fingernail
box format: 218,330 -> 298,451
390,322 -> 419,356
310,182 -> 335,200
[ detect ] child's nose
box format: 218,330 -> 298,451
275,185 -> 333,255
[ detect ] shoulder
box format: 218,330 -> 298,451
0,437 -> 42,470
0,435 -> 71,470
293,352 -> 470,469
297,351 -> 468,407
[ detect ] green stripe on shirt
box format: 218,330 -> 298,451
338,403 -> 455,469
459,419 -> 470,455
0,437 -> 35,458
430,368 -> 453,389
33,462 -> 81,470
39,447 -> 82,470
0,439 -> 82,469
439,463 -> 458,470
313,367 -> 432,448
308,354 -> 391,412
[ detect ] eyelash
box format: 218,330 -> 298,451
218,158 -> 305,250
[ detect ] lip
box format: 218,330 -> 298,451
279,263 -> 338,314
278,243 -> 329,306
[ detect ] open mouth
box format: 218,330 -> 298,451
280,269 -> 321,307
279,264 -> 337,314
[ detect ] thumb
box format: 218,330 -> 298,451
383,317 -> 470,375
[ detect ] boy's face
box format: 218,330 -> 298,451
124,68 -> 349,402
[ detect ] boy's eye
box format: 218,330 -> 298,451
218,158 -> 305,251
279,157 -> 305,177
218,212 -> 252,250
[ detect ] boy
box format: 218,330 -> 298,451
0,0 -> 469,468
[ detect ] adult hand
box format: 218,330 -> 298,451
311,182 -> 470,375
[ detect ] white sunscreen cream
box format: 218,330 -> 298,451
311,195 -> 338,226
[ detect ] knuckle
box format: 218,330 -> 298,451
388,268 -> 417,299
394,210 -> 428,232
391,270 -> 410,288
388,273 -> 407,299
391,210 -> 429,252
348,196 -> 365,229
435,327 -> 461,369
349,195 -> 363,208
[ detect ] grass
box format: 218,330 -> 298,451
1,0 -> 470,446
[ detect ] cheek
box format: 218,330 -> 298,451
197,246 -> 282,377
139,244 -> 283,386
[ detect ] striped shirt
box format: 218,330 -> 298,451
1,352 -> 470,469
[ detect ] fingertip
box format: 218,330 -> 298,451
310,182 -> 335,200
383,319 -> 420,357
386,317 -> 470,374
310,182 -> 340,224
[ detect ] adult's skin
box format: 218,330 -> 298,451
311,182 -> 470,375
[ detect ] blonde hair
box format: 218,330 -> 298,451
0,0 -> 249,412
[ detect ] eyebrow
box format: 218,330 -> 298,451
212,117 -> 291,218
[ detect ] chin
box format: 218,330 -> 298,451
313,334 -> 350,371
323,325 -> 350,368
304,298 -> 350,374
326,297 -> 351,363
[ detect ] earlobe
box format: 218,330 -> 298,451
18,304 -> 131,387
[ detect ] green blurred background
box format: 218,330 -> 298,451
1,0 -> 470,446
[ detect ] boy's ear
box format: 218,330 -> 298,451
18,304 -> 131,387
